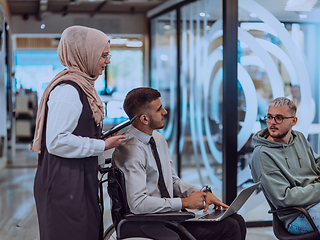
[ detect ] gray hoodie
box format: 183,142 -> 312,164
250,128 -> 320,228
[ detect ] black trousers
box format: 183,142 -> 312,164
117,213 -> 246,240
180,213 -> 246,240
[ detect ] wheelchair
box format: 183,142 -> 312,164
98,158 -> 197,240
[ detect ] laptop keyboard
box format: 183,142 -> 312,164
199,210 -> 225,220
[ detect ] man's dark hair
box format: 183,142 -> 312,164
123,87 -> 161,119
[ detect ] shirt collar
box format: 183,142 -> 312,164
129,125 -> 153,144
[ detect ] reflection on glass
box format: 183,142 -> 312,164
179,0 -> 224,198
149,0 -> 319,224
237,0 -> 317,222
150,10 -> 177,155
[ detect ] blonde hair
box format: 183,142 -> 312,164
269,97 -> 297,115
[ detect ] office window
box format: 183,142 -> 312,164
14,51 -> 64,100
14,48 -> 144,127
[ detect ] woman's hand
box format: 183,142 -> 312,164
103,133 -> 126,150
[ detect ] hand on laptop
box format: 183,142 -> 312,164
203,192 -> 229,212
181,191 -> 207,209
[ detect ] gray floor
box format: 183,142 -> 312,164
0,143 -> 277,240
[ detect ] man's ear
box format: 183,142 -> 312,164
139,114 -> 149,125
292,116 -> 298,126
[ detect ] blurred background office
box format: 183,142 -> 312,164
1,0 -> 320,239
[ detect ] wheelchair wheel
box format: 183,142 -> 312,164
104,224 -> 116,240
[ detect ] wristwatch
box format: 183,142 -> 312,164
201,185 -> 212,193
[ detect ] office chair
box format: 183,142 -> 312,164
266,198 -> 320,240
99,159 -> 196,240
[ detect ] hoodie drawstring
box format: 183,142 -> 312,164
282,145 -> 290,169
281,144 -> 302,169
293,144 -> 302,168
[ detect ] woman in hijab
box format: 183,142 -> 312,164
30,26 -> 125,240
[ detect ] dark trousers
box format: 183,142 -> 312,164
181,213 -> 246,240
117,213 -> 246,240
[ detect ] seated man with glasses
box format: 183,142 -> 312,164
250,97 -> 320,235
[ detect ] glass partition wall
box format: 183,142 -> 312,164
150,0 -> 235,210
149,0 -> 320,225
237,0 -> 320,223
150,10 -> 178,159
151,0 -> 226,186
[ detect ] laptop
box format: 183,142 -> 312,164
187,182 -> 260,222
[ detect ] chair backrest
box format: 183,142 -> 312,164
266,199 -> 293,238
107,166 -> 131,230
266,198 -> 320,240
105,163 -> 196,240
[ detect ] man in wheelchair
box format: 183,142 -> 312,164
112,87 -> 246,240
250,97 -> 320,235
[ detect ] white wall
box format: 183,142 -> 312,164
11,12 -> 147,35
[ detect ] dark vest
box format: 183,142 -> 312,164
34,81 -> 102,240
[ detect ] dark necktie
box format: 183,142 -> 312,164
149,137 -> 170,198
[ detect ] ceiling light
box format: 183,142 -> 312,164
40,24 -> 45,29
250,13 -> 257,18
69,0 -> 80,5
285,0 -> 318,11
199,12 -> 211,17
110,38 -> 128,45
299,14 -> 308,18
126,40 -> 143,48
160,54 -> 168,61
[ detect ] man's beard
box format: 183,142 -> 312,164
269,126 -> 291,140
149,116 -> 164,130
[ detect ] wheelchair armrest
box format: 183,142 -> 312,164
98,158 -> 112,174
98,166 -> 110,174
269,206 -> 319,233
124,211 -> 195,222
105,158 -> 112,164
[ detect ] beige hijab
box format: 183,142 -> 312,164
30,25 -> 110,153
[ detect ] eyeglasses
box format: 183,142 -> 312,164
101,54 -> 112,60
264,115 -> 294,124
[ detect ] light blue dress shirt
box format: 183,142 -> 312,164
112,125 -> 201,214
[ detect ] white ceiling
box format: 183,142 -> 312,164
7,0 -> 170,19
250,0 -> 320,22
6,0 -> 320,23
